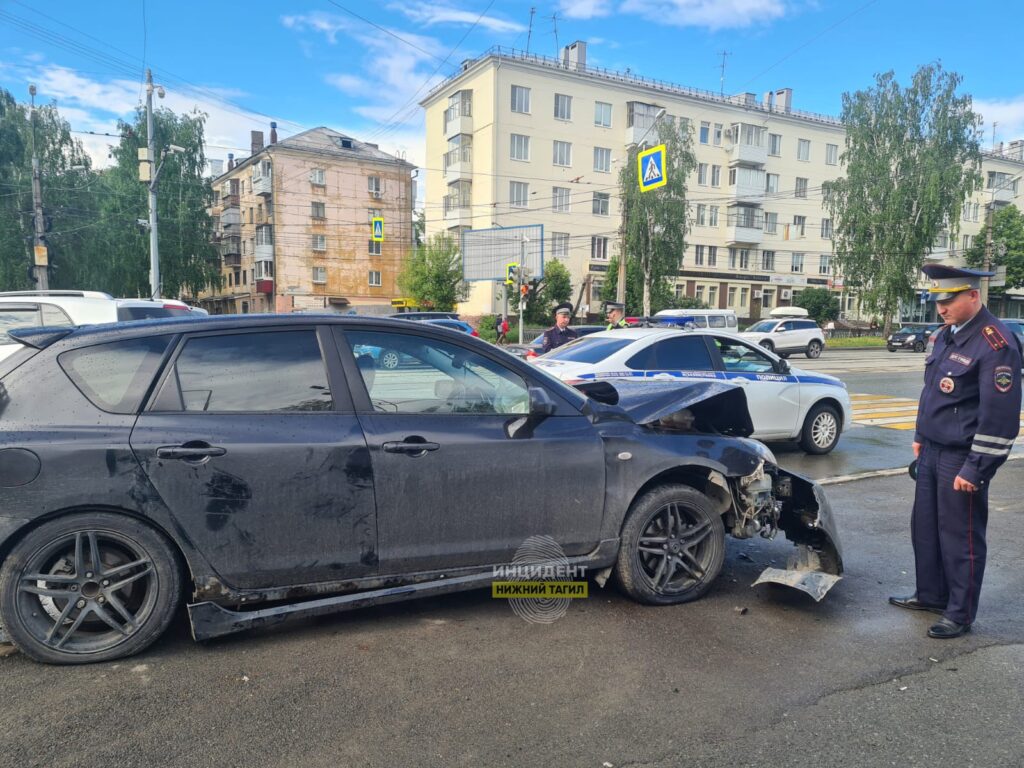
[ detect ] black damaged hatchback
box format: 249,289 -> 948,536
0,315 -> 843,664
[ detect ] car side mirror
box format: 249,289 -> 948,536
775,327 -> 785,332
777,359 -> 791,374
528,387 -> 556,417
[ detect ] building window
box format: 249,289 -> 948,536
793,215 -> 806,237
819,254 -> 831,275
368,176 -> 381,196
764,212 -> 778,234
552,187 -> 571,213
709,206 -> 719,226
708,285 -> 718,307
254,260 -> 273,279
762,289 -> 774,309
551,232 -> 569,258
368,270 -> 382,287
593,192 -> 610,216
311,201 -> 326,219
711,165 -> 721,187
510,133 -> 531,161
768,133 -> 782,156
554,93 -> 572,121
707,245 -> 718,267
963,234 -> 972,250
511,85 -> 531,113
368,208 -> 382,222
826,143 -> 839,165
935,231 -> 949,249
797,139 -> 810,161
765,173 -> 779,194
699,122 -> 710,144
510,181 -> 529,208
591,236 -> 609,260
761,250 -> 776,271
312,234 -> 327,252
729,248 -> 750,269
713,123 -> 723,146
368,240 -> 382,256
697,163 -> 708,185
795,177 -> 808,198
594,101 -> 612,127
593,146 -> 612,173
791,252 -> 805,273
553,140 -> 573,167
695,285 -> 704,303
821,218 -> 833,239
310,168 -> 326,186
696,204 -> 707,226
727,286 -> 737,306
694,245 -> 705,266
312,266 -> 326,284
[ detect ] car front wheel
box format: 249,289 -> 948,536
379,349 -> 401,370
799,403 -> 841,454
913,341 -> 925,353
615,485 -> 725,605
805,340 -> 823,358
0,513 -> 183,665
759,340 -> 774,353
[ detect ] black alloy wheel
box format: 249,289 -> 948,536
759,340 -> 774,353
913,341 -> 925,353
0,513 -> 182,665
805,340 -> 823,359
616,485 -> 725,605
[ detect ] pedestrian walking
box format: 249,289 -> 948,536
889,265 -> 1022,638
542,302 -> 578,353
496,315 -> 509,345
605,301 -> 629,331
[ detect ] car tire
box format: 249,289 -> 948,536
913,341 -> 925,353
615,484 -> 725,606
0,513 -> 183,665
799,402 -> 842,455
805,340 -> 823,359
379,349 -> 401,370
887,347 -> 897,353
759,340 -> 774,353
778,352 -> 790,359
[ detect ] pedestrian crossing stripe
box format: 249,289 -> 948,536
637,144 -> 667,192
850,393 -> 1024,434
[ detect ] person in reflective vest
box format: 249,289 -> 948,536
605,302 -> 628,331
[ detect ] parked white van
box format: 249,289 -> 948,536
652,308 -> 738,329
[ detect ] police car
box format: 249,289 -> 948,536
533,327 -> 852,454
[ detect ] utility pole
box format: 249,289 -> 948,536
518,235 -> 529,343
618,108 -> 666,306
982,200 -> 994,305
28,84 -> 49,290
145,69 -> 161,299
718,51 -> 731,96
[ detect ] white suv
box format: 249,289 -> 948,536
739,317 -> 825,359
0,291 -> 199,362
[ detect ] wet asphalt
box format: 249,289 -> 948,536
1,348 -> 1022,767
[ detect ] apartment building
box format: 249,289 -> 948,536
422,43 -> 1024,321
198,126 -> 416,314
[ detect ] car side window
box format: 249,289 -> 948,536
166,330 -> 332,412
346,330 -> 528,415
0,306 -> 42,344
713,337 -> 777,374
59,336 -> 172,414
779,321 -> 795,332
797,320 -> 817,331
708,316 -> 726,328
40,304 -> 74,327
626,336 -> 713,371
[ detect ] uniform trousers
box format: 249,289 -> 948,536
912,439 -> 989,625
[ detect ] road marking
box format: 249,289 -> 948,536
850,392 -> 1024,433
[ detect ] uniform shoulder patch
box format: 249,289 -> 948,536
995,365 -> 1014,393
983,325 -> 1008,351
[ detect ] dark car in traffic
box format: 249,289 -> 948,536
0,315 -> 842,664
887,323 -> 942,353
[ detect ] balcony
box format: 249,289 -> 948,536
726,211 -> 764,245
220,207 -> 241,227
443,193 -> 472,227
444,102 -> 472,139
443,146 -> 472,180
220,235 -> 241,258
730,177 -> 765,205
255,278 -> 274,294
726,124 -> 768,166
222,253 -> 242,268
221,193 -> 239,209
625,123 -> 658,147
252,172 -> 272,197
990,185 -> 1015,205
255,225 -> 273,261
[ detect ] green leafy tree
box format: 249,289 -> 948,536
617,118 -> 696,316
606,255 -> 704,315
965,204 -> 1024,290
397,232 -> 468,311
511,259 -> 573,325
823,64 -> 982,334
795,287 -> 840,324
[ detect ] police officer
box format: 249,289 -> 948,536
541,302 -> 578,354
605,301 -> 629,331
890,265 -> 1022,638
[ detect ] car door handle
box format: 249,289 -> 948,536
156,443 -> 227,460
382,440 -> 440,455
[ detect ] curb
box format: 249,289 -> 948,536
818,452 -> 1024,486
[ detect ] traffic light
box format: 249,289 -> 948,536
520,283 -> 529,297
505,262 -> 519,286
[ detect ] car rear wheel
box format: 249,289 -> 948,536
379,349 -> 401,370
913,341 -> 925,353
0,513 -> 183,665
799,403 -> 841,454
805,340 -> 823,359
759,340 -> 774,353
887,347 -> 897,352
615,485 -> 725,605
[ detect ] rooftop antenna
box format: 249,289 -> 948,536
992,121 -> 998,151
526,7 -> 535,53
550,13 -> 560,57
718,50 -> 731,96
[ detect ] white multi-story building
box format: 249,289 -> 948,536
421,43 -> 1024,321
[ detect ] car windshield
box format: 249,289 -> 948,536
745,320 -> 777,333
895,326 -> 925,334
543,336 -> 634,363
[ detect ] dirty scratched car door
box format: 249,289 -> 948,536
129,326 -> 377,589
342,328 -> 606,573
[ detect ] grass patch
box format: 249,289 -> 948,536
826,336 -> 888,348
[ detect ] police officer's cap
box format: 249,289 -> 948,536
604,301 -> 625,312
554,302 -> 573,316
921,264 -> 993,301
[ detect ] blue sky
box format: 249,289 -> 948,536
1,0 -> 1022,175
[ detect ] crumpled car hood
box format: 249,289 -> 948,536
574,379 -> 755,437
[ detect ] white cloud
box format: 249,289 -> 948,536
280,12 -> 351,44
324,73 -> 373,96
558,0 -> 614,19
974,96 -> 1024,146
391,2 -> 525,33
618,0 -> 790,30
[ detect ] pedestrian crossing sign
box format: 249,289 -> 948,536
637,144 -> 667,192
371,217 -> 384,242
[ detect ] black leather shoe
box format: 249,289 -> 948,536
888,595 -> 944,615
928,617 -> 971,639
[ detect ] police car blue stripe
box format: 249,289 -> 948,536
795,375 -> 847,389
